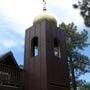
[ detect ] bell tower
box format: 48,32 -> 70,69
24,2 -> 70,90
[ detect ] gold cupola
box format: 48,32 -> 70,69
33,0 -> 57,26
33,11 -> 57,26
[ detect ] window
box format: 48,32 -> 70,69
31,37 -> 39,56
54,38 -> 61,58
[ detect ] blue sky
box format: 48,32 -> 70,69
0,0 -> 90,82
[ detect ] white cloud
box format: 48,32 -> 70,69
0,0 -> 42,27
0,0 -> 84,28
0,0 -> 87,55
0,36 -> 24,48
0,0 -> 87,56
1,39 -> 16,48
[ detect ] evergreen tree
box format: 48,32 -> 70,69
79,82 -> 90,90
60,22 -> 90,90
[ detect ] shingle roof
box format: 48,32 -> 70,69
0,51 -> 20,69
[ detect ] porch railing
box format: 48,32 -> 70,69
0,63 -> 23,87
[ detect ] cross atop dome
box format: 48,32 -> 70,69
33,0 -> 57,25
43,0 -> 47,11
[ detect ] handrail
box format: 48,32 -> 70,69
0,63 -> 23,87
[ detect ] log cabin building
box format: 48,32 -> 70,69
0,51 -> 23,90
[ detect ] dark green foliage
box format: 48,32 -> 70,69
72,52 -> 90,78
73,4 -> 78,8
79,82 -> 90,90
60,22 -> 90,89
60,22 -> 88,50
73,0 -> 90,27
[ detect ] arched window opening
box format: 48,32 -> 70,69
31,37 -> 39,56
54,38 -> 61,58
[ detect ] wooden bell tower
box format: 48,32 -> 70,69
24,3 -> 70,89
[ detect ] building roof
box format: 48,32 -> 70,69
0,51 -> 20,69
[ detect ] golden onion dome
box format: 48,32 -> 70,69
33,11 -> 57,26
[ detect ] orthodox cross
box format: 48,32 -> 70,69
43,0 -> 47,11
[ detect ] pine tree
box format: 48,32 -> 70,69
60,22 -> 90,90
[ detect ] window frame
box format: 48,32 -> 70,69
54,38 -> 61,58
31,37 -> 39,57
